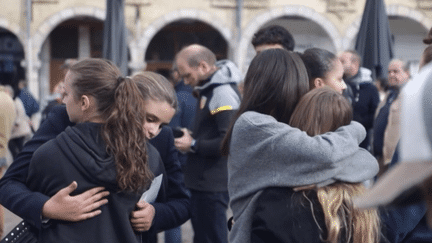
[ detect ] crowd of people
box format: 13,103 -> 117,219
0,23 -> 431,243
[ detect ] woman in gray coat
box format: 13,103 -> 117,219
221,49 -> 378,243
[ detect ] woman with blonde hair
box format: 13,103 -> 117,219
251,87 -> 380,242
26,58 -> 178,242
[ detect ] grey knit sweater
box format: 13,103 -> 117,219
228,111 -> 379,243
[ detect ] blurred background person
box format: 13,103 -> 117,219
340,50 -> 380,150
41,81 -> 64,124
3,85 -> 32,161
375,77 -> 389,102
355,49 -> 432,242
0,85 -> 16,238
251,25 -> 295,54
17,80 -> 39,128
236,25 -> 296,96
41,59 -> 77,124
373,59 -> 410,176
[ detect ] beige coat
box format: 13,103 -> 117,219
374,90 -> 402,166
382,94 -> 401,165
0,90 -> 16,159
11,98 -> 32,139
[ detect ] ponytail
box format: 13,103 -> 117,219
69,59 -> 154,193
102,77 -> 153,192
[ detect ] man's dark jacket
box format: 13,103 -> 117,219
183,60 -> 241,192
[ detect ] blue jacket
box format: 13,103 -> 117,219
169,81 -> 196,167
380,146 -> 432,242
18,87 -> 40,117
0,105 -> 191,240
169,81 -> 196,130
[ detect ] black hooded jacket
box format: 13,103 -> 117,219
27,122 -> 167,243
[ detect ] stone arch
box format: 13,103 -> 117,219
342,5 -> 432,50
237,5 -> 342,73
32,6 -> 106,60
138,9 -> 233,59
0,17 -> 24,50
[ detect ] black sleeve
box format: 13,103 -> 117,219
354,84 -> 380,130
195,110 -> 236,157
367,85 -> 381,128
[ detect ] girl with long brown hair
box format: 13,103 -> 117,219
251,87 -> 380,243
26,58 -> 177,242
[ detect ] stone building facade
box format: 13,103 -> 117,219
1,0 -> 431,107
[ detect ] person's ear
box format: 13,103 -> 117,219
314,78 -> 325,88
198,61 -> 211,74
80,95 -> 91,111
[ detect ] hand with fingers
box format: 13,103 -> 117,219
130,201 -> 156,232
174,128 -> 193,153
41,181 -> 109,221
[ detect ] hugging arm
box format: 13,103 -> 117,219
0,106 -> 109,229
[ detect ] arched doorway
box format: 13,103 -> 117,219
269,17 -> 336,53
145,19 -> 228,77
45,17 -> 104,93
389,16 -> 428,75
0,28 -> 25,95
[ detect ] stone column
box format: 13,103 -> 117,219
129,42 -> 146,75
39,37 -> 51,109
78,25 -> 91,59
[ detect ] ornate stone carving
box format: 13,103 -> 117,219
210,0 -> 269,9
416,0 -> 432,11
126,0 -> 151,6
325,0 -> 356,20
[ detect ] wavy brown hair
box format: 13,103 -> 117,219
69,59 -> 176,192
290,87 -> 380,243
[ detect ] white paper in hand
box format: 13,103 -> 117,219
139,174 -> 163,203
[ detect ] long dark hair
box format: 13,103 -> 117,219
221,49 -> 309,155
300,48 -> 338,90
69,59 -> 177,192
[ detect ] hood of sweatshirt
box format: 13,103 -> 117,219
55,122 -> 119,189
195,60 -> 242,92
346,67 -> 373,85
359,67 -> 373,83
